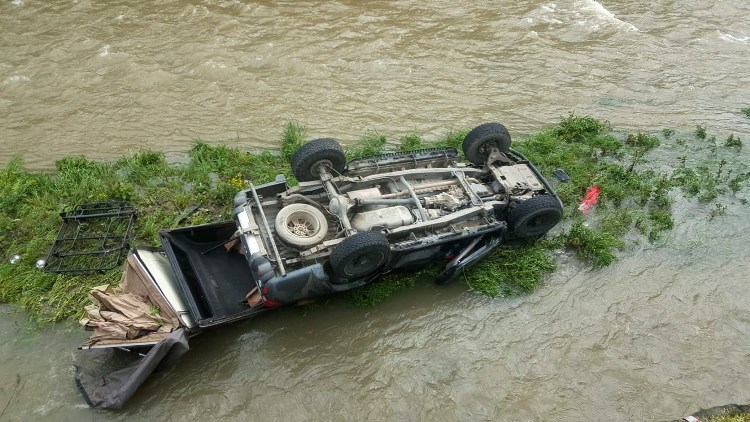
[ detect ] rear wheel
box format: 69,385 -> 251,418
275,203 -> 329,248
506,195 -> 562,238
290,138 -> 346,182
462,123 -> 512,165
330,231 -> 391,281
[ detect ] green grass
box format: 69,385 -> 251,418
346,268 -> 436,307
661,128 -> 675,138
280,121 -> 306,162
562,221 -> 623,267
465,242 -> 556,296
705,412 -> 750,422
398,133 -> 425,152
0,142 -> 292,323
725,133 -> 742,148
345,131 -> 387,160
1,115 -> 746,322
671,156 -> 748,203
696,125 -> 707,139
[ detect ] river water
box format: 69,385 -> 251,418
1,0 -> 749,420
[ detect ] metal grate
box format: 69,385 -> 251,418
45,201 -> 137,274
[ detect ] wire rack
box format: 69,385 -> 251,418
45,201 -> 137,274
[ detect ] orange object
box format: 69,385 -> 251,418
578,185 -> 600,214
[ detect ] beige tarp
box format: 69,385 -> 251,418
80,253 -> 182,346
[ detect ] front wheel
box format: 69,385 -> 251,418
462,122 -> 512,165
506,195 -> 562,238
330,231 -> 391,281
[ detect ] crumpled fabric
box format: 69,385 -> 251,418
81,284 -> 172,342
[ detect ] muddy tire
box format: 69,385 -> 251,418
275,203 -> 329,248
506,195 -> 562,238
290,138 -> 346,182
462,123 -> 512,165
330,231 -> 390,280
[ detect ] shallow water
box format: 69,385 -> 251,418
1,1 -> 749,420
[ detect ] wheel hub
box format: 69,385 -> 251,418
345,251 -> 385,276
310,159 -> 334,176
288,218 -> 314,237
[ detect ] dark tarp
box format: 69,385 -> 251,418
74,328 -> 189,409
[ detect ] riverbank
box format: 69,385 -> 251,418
0,116 -> 746,323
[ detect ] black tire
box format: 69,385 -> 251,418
506,195 -> 563,238
290,138 -> 346,182
330,231 -> 391,280
462,123 -> 512,165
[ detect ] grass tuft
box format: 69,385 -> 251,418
465,243 -> 556,296
725,133 -> 742,148
625,133 -> 660,151
346,269 -> 435,307
562,221 -> 623,267
705,412 -> 750,422
345,131 -> 387,160
280,122 -> 306,161
399,134 -> 425,152
695,125 -> 707,139
553,114 -> 612,140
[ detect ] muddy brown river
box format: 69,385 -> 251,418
1,1 -> 749,420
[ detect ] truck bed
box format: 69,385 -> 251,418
159,221 -> 259,327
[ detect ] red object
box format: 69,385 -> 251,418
578,185 -> 600,214
263,298 -> 282,308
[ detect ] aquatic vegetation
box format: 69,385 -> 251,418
646,209 -> 674,241
346,267 -> 433,307
672,156 -> 747,203
465,242 -> 556,296
728,172 -> 750,193
1,115 -> 747,321
695,125 -> 707,139
625,132 -> 660,150
742,107 -> 750,118
599,208 -> 635,237
725,133 -> 742,148
553,113 -> 612,140
708,203 -> 727,220
563,221 -> 622,267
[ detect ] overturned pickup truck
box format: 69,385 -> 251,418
75,123 -> 563,408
